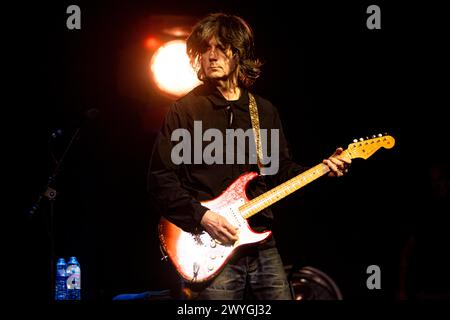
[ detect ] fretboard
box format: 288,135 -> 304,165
239,163 -> 331,218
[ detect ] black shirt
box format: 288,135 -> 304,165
148,84 -> 306,232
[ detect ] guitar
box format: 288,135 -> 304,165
158,134 -> 395,283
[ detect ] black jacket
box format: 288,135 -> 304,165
148,84 -> 306,232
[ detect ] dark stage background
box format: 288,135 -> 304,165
11,1 -> 449,302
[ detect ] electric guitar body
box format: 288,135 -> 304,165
159,171 -> 270,282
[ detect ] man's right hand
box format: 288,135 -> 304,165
200,210 -> 238,245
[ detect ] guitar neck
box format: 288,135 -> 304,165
239,163 -> 331,219
238,134 -> 395,219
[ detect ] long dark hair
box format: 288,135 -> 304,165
186,13 -> 262,88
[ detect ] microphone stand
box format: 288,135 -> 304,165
29,127 -> 81,301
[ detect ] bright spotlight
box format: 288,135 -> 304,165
150,40 -> 201,98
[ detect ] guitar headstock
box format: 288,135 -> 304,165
346,134 -> 395,160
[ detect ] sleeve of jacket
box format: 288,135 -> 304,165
147,102 -> 208,232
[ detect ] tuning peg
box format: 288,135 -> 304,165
378,133 -> 382,137
353,139 -> 358,143
359,138 -> 364,141
372,135 -> 376,138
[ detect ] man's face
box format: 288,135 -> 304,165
201,37 -> 237,81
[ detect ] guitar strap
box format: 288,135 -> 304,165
248,93 -> 265,175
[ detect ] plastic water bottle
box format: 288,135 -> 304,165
66,256 -> 81,300
54,258 -> 67,301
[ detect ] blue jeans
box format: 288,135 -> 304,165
182,244 -> 292,300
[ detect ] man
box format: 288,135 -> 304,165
148,13 -> 351,300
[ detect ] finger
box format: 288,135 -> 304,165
212,228 -> 227,243
341,157 -> 352,165
209,231 -> 223,244
209,229 -> 222,242
220,229 -> 238,243
323,159 -> 339,173
332,168 -> 343,177
333,147 -> 352,164
329,157 -> 345,170
331,147 -> 343,157
334,155 -> 351,165
225,225 -> 239,240
224,223 -> 238,235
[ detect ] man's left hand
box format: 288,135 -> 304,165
323,147 -> 352,177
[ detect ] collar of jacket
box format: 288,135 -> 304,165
201,83 -> 250,111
